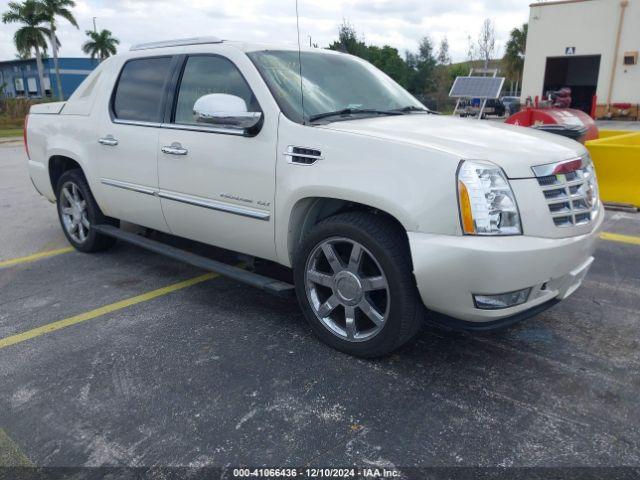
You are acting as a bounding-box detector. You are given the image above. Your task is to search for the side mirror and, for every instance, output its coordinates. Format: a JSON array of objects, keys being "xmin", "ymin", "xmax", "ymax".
[{"xmin": 193, "ymin": 93, "xmax": 262, "ymax": 131}]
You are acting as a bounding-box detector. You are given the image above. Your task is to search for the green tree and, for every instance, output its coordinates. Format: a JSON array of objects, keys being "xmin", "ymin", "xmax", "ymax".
[
  {"xmin": 328, "ymin": 21, "xmax": 410, "ymax": 88},
  {"xmin": 2, "ymin": 0, "xmax": 50, "ymax": 97},
  {"xmin": 82, "ymin": 29, "xmax": 119, "ymax": 61},
  {"xmin": 437, "ymin": 37, "xmax": 451, "ymax": 65},
  {"xmin": 503, "ymin": 23, "xmax": 528, "ymax": 84},
  {"xmin": 406, "ymin": 36, "xmax": 437, "ymax": 95},
  {"xmin": 367, "ymin": 45, "xmax": 409, "ymax": 88},
  {"xmin": 477, "ymin": 18, "xmax": 496, "ymax": 70},
  {"xmin": 15, "ymin": 49, "xmax": 32, "ymax": 59},
  {"xmin": 328, "ymin": 20, "xmax": 368, "ymax": 58},
  {"xmin": 37, "ymin": 0, "xmax": 78, "ymax": 100},
  {"xmin": 448, "ymin": 63, "xmax": 469, "ymax": 83}
]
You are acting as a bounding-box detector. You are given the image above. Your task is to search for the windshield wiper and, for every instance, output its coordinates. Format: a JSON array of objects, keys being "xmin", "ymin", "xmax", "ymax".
[
  {"xmin": 308, "ymin": 108, "xmax": 403, "ymax": 123},
  {"xmin": 388, "ymin": 106, "xmax": 432, "ymax": 114}
]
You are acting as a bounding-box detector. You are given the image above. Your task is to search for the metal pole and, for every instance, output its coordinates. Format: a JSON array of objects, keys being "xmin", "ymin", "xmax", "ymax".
[
  {"xmin": 478, "ymin": 99, "xmax": 487, "ymax": 120},
  {"xmin": 606, "ymin": 1, "xmax": 628, "ymax": 114},
  {"xmin": 93, "ymin": 17, "xmax": 97, "ymax": 33}
]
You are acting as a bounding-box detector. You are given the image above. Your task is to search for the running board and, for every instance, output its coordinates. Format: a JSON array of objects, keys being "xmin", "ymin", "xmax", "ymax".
[{"xmin": 93, "ymin": 224, "xmax": 295, "ymax": 298}]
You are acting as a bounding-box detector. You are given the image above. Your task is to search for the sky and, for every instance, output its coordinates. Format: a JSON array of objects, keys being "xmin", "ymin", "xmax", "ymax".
[{"xmin": 0, "ymin": 0, "xmax": 531, "ymax": 63}]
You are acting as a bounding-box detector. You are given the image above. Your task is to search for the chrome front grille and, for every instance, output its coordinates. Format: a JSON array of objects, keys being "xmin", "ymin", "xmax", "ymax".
[{"xmin": 533, "ymin": 157, "xmax": 599, "ymax": 228}]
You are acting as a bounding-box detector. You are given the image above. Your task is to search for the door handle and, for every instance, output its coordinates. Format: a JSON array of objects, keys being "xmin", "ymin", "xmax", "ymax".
[
  {"xmin": 98, "ymin": 136, "xmax": 118, "ymax": 146},
  {"xmin": 161, "ymin": 143, "xmax": 188, "ymax": 156}
]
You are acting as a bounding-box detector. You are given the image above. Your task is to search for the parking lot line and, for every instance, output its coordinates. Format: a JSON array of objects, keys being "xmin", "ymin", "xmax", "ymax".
[
  {"xmin": 0, "ymin": 246, "xmax": 74, "ymax": 269},
  {"xmin": 601, "ymin": 232, "xmax": 640, "ymax": 246},
  {"xmin": 0, "ymin": 428, "xmax": 32, "ymax": 466},
  {"xmin": 0, "ymin": 272, "xmax": 217, "ymax": 351}
]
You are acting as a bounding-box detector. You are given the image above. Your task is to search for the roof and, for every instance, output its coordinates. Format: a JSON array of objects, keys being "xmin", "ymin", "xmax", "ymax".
[
  {"xmin": 530, "ymin": 0, "xmax": 594, "ymax": 7},
  {"xmin": 0, "ymin": 57, "xmax": 95, "ymax": 66},
  {"xmin": 130, "ymin": 36, "xmax": 223, "ymax": 51},
  {"xmin": 126, "ymin": 36, "xmax": 328, "ymax": 55}
]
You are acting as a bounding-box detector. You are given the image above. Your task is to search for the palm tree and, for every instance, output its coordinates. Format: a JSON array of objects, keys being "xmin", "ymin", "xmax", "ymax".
[
  {"xmin": 82, "ymin": 29, "xmax": 119, "ymax": 62},
  {"xmin": 37, "ymin": 0, "xmax": 78, "ymax": 101},
  {"xmin": 2, "ymin": 1, "xmax": 51, "ymax": 98},
  {"xmin": 503, "ymin": 23, "xmax": 528, "ymax": 87}
]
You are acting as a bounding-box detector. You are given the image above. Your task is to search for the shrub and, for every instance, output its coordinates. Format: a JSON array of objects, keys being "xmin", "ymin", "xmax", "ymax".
[{"xmin": 0, "ymin": 98, "xmax": 40, "ymax": 128}]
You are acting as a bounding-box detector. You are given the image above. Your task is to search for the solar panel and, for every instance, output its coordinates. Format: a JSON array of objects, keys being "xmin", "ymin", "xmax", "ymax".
[{"xmin": 449, "ymin": 76, "xmax": 505, "ymax": 99}]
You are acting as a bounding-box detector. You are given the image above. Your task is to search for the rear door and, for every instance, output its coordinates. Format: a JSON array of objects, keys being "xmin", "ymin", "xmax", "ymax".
[
  {"xmin": 95, "ymin": 56, "xmax": 175, "ymax": 231},
  {"xmin": 157, "ymin": 53, "xmax": 278, "ymax": 260}
]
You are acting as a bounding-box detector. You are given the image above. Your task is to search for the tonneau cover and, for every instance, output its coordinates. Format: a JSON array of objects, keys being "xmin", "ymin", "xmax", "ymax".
[{"xmin": 29, "ymin": 102, "xmax": 66, "ymax": 115}]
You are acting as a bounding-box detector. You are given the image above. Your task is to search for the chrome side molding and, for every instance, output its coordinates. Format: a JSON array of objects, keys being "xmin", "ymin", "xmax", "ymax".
[
  {"xmin": 101, "ymin": 178, "xmax": 156, "ymax": 196},
  {"xmin": 157, "ymin": 190, "xmax": 270, "ymax": 221},
  {"xmin": 101, "ymin": 178, "xmax": 270, "ymax": 221}
]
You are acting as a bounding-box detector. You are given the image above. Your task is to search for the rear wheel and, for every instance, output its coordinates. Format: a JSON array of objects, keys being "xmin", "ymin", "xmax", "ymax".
[
  {"xmin": 294, "ymin": 212, "xmax": 424, "ymax": 357},
  {"xmin": 56, "ymin": 169, "xmax": 118, "ymax": 252}
]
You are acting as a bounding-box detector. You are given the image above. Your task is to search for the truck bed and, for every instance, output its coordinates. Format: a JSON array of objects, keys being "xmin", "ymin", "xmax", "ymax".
[{"xmin": 29, "ymin": 102, "xmax": 66, "ymax": 115}]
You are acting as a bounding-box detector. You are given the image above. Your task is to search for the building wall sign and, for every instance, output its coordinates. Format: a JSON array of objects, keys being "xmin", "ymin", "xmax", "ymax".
[{"xmin": 565, "ymin": 46, "xmax": 576, "ymax": 55}]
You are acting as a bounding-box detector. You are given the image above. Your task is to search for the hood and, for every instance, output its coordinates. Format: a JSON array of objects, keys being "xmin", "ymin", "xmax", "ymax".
[{"xmin": 320, "ymin": 114, "xmax": 587, "ymax": 178}]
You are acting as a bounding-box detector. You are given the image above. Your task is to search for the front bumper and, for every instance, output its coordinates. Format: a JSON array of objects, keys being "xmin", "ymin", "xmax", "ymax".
[{"xmin": 408, "ymin": 212, "xmax": 603, "ymax": 324}]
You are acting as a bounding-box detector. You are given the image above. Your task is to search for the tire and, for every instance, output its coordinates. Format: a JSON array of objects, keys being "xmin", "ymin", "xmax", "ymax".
[
  {"xmin": 56, "ymin": 169, "xmax": 118, "ymax": 253},
  {"xmin": 293, "ymin": 212, "xmax": 424, "ymax": 358}
]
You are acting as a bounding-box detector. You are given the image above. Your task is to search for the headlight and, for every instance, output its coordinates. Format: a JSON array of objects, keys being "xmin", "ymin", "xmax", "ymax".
[
  {"xmin": 582, "ymin": 154, "xmax": 600, "ymax": 209},
  {"xmin": 457, "ymin": 160, "xmax": 522, "ymax": 235}
]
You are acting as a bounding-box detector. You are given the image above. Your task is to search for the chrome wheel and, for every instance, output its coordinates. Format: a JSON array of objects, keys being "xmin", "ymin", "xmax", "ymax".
[
  {"xmin": 304, "ymin": 237, "xmax": 390, "ymax": 342},
  {"xmin": 60, "ymin": 181, "xmax": 90, "ymax": 244}
]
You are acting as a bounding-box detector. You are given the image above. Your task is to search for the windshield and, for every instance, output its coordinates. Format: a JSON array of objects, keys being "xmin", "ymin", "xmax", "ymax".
[{"xmin": 248, "ymin": 50, "xmax": 425, "ymax": 124}]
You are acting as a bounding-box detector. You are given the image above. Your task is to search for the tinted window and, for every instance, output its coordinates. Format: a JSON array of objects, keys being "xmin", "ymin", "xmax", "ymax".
[
  {"xmin": 174, "ymin": 55, "xmax": 258, "ymax": 125},
  {"xmin": 113, "ymin": 57, "xmax": 172, "ymax": 123}
]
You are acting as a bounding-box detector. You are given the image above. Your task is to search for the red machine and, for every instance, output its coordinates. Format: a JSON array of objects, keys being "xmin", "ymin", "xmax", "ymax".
[{"xmin": 505, "ymin": 88, "xmax": 599, "ymax": 143}]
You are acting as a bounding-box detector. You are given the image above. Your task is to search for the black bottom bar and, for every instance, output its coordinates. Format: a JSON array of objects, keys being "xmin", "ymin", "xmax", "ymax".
[
  {"xmin": 427, "ymin": 299, "xmax": 560, "ymax": 332},
  {"xmin": 93, "ymin": 224, "xmax": 295, "ymax": 298}
]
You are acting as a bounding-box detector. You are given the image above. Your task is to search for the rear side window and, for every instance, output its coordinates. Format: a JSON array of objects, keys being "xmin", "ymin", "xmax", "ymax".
[{"xmin": 113, "ymin": 57, "xmax": 172, "ymax": 123}]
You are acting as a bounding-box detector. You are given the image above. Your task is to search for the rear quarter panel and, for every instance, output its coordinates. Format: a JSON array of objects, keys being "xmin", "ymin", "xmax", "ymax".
[
  {"xmin": 27, "ymin": 113, "xmax": 106, "ymax": 205},
  {"xmin": 27, "ymin": 59, "xmax": 115, "ymax": 207}
]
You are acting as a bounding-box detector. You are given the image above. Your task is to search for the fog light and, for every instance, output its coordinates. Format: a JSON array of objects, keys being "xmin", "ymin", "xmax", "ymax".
[{"xmin": 473, "ymin": 288, "xmax": 531, "ymax": 310}]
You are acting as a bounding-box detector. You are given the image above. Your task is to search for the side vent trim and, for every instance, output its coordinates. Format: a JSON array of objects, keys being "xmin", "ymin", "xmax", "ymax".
[{"xmin": 285, "ymin": 146, "xmax": 323, "ymax": 166}]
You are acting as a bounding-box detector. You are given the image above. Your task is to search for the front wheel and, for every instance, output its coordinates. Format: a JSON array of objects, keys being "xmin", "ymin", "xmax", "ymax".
[
  {"xmin": 56, "ymin": 169, "xmax": 118, "ymax": 253},
  {"xmin": 294, "ymin": 212, "xmax": 424, "ymax": 357}
]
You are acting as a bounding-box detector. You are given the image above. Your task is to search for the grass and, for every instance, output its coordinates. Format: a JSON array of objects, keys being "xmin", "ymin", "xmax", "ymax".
[{"xmin": 0, "ymin": 128, "xmax": 22, "ymax": 138}]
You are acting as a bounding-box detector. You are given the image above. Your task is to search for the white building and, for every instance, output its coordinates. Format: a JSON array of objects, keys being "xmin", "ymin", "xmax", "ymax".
[{"xmin": 521, "ymin": 0, "xmax": 639, "ymax": 117}]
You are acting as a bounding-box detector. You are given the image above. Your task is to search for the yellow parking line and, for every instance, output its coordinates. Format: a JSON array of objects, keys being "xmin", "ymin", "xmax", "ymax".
[
  {"xmin": 600, "ymin": 232, "xmax": 640, "ymax": 246},
  {"xmin": 0, "ymin": 272, "xmax": 217, "ymax": 350},
  {"xmin": 0, "ymin": 247, "xmax": 74, "ymax": 268},
  {"xmin": 0, "ymin": 428, "xmax": 32, "ymax": 466}
]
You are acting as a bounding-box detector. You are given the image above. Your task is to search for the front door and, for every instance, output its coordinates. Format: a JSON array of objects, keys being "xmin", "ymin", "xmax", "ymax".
[
  {"xmin": 95, "ymin": 56, "xmax": 173, "ymax": 232},
  {"xmin": 157, "ymin": 54, "xmax": 277, "ymax": 260}
]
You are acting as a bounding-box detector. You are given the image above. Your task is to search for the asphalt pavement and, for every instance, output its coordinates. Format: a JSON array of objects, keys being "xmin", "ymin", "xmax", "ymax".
[{"xmin": 0, "ymin": 140, "xmax": 639, "ymax": 473}]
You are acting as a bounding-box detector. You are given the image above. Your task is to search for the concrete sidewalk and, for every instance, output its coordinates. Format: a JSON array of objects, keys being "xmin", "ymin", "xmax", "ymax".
[{"xmin": 596, "ymin": 120, "xmax": 640, "ymax": 131}]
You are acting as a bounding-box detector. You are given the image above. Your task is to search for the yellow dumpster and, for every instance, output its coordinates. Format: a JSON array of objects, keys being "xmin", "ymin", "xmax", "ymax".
[{"xmin": 586, "ymin": 131, "xmax": 640, "ymax": 208}]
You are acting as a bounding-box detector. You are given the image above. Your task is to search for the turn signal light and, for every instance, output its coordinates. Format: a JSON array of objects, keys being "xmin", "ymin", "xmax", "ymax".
[{"xmin": 458, "ymin": 180, "xmax": 476, "ymax": 234}]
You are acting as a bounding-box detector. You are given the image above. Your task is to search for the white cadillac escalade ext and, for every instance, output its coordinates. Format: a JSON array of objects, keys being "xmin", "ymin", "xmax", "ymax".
[{"xmin": 25, "ymin": 37, "xmax": 603, "ymax": 357}]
